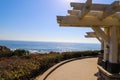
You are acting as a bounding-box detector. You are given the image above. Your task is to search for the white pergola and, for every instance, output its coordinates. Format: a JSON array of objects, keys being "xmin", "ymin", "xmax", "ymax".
[
  {"xmin": 57, "ymin": 0, "xmax": 120, "ymax": 73},
  {"xmin": 85, "ymin": 32, "xmax": 104, "ymax": 50}
]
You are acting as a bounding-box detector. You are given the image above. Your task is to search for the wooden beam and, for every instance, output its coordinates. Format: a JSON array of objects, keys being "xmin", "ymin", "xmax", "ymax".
[
  {"xmin": 85, "ymin": 35, "xmax": 102, "ymax": 43},
  {"xmin": 68, "ymin": 10, "xmax": 120, "ymax": 20},
  {"xmin": 71, "ymin": 3, "xmax": 109, "ymax": 11},
  {"xmin": 100, "ymin": 1, "xmax": 120, "ymax": 20},
  {"xmin": 86, "ymin": 32, "xmax": 97, "ymax": 37},
  {"xmin": 112, "ymin": 12, "xmax": 120, "ymax": 20},
  {"xmin": 86, "ymin": 32, "xmax": 95, "ymax": 35},
  {"xmin": 85, "ymin": 35, "xmax": 95, "ymax": 38},
  {"xmin": 68, "ymin": 10, "xmax": 102, "ymax": 18},
  {"xmin": 71, "ymin": 2, "xmax": 120, "ymax": 11},
  {"xmin": 57, "ymin": 16, "xmax": 120, "ymax": 27},
  {"xmin": 78, "ymin": 0, "xmax": 92, "ymax": 19},
  {"xmin": 85, "ymin": 35, "xmax": 96, "ymax": 38},
  {"xmin": 96, "ymin": 36, "xmax": 103, "ymax": 43},
  {"xmin": 85, "ymin": 32, "xmax": 103, "ymax": 43},
  {"xmin": 92, "ymin": 27, "xmax": 109, "ymax": 43},
  {"xmin": 85, "ymin": 34, "xmax": 104, "ymax": 50},
  {"xmin": 68, "ymin": 10, "xmax": 79, "ymax": 15}
]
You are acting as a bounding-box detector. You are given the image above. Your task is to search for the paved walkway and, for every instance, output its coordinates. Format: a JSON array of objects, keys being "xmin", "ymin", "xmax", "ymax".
[{"xmin": 37, "ymin": 58, "xmax": 98, "ymax": 80}]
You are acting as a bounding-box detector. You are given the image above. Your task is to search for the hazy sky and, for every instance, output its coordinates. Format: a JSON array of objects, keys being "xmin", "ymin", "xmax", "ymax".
[{"xmin": 0, "ymin": 0, "xmax": 115, "ymax": 43}]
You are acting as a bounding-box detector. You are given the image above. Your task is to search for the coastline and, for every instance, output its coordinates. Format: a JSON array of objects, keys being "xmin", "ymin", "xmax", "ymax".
[{"xmin": 0, "ymin": 40, "xmax": 101, "ymax": 53}]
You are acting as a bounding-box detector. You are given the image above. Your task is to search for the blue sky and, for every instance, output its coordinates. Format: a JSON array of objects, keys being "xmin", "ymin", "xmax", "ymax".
[{"xmin": 0, "ymin": 0, "xmax": 115, "ymax": 43}]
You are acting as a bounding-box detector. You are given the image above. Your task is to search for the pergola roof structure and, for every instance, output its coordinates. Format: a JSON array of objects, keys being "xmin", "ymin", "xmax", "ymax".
[{"xmin": 57, "ymin": 0, "xmax": 120, "ymax": 27}]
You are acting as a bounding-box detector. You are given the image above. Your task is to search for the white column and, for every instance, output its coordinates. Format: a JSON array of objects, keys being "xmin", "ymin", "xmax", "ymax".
[
  {"xmin": 101, "ymin": 41, "xmax": 104, "ymax": 50},
  {"xmin": 116, "ymin": 26, "xmax": 120, "ymax": 62},
  {"xmin": 103, "ymin": 28, "xmax": 110, "ymax": 61},
  {"xmin": 109, "ymin": 26, "xmax": 118, "ymax": 63},
  {"xmin": 103, "ymin": 42, "xmax": 109, "ymax": 61}
]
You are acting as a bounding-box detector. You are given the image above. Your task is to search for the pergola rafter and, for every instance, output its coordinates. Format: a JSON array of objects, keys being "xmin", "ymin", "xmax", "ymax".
[
  {"xmin": 85, "ymin": 32, "xmax": 96, "ymax": 38},
  {"xmin": 100, "ymin": 1, "xmax": 120, "ymax": 20},
  {"xmin": 78, "ymin": 0, "xmax": 92, "ymax": 19},
  {"xmin": 85, "ymin": 32, "xmax": 104, "ymax": 50},
  {"xmin": 71, "ymin": 3, "xmax": 109, "ymax": 11},
  {"xmin": 57, "ymin": 16, "xmax": 120, "ymax": 27},
  {"xmin": 71, "ymin": 1, "xmax": 120, "ymax": 11},
  {"xmin": 70, "ymin": 1, "xmax": 120, "ymax": 20},
  {"xmin": 85, "ymin": 32, "xmax": 103, "ymax": 42}
]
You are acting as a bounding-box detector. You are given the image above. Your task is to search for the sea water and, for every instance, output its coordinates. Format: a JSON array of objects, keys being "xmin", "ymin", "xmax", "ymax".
[{"xmin": 0, "ymin": 40, "xmax": 101, "ymax": 53}]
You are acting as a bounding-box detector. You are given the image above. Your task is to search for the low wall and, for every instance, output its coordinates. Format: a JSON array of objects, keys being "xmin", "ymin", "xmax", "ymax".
[{"xmin": 97, "ymin": 65, "xmax": 120, "ymax": 80}]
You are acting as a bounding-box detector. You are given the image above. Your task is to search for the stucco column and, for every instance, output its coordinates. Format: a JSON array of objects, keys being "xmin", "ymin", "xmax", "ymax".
[
  {"xmin": 107, "ymin": 26, "xmax": 120, "ymax": 73},
  {"xmin": 116, "ymin": 26, "xmax": 120, "ymax": 62},
  {"xmin": 109, "ymin": 26, "xmax": 118, "ymax": 63},
  {"xmin": 103, "ymin": 28, "xmax": 110, "ymax": 62}
]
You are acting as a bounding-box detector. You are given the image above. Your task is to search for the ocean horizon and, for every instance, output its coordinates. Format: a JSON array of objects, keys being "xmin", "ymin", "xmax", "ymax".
[{"xmin": 0, "ymin": 40, "xmax": 101, "ymax": 53}]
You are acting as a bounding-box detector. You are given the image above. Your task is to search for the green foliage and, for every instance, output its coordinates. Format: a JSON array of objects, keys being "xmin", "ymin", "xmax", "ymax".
[
  {"xmin": 13, "ymin": 49, "xmax": 29, "ymax": 57},
  {"xmin": 0, "ymin": 49, "xmax": 29, "ymax": 58},
  {"xmin": 0, "ymin": 50, "xmax": 99, "ymax": 80},
  {"xmin": 0, "ymin": 51, "xmax": 13, "ymax": 57}
]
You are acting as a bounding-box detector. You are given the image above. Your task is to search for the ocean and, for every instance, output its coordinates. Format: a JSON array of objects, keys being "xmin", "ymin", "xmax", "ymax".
[{"xmin": 0, "ymin": 40, "xmax": 101, "ymax": 53}]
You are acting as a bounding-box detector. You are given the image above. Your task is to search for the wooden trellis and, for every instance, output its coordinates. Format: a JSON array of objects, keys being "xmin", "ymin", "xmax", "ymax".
[{"xmin": 57, "ymin": 0, "xmax": 120, "ymax": 74}]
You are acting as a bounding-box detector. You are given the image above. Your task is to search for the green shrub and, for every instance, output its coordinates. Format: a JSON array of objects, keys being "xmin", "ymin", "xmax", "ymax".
[
  {"xmin": 0, "ymin": 49, "xmax": 30, "ymax": 58},
  {"xmin": 0, "ymin": 50, "xmax": 99, "ymax": 80},
  {"xmin": 0, "ymin": 51, "xmax": 13, "ymax": 58},
  {"xmin": 13, "ymin": 49, "xmax": 29, "ymax": 57}
]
